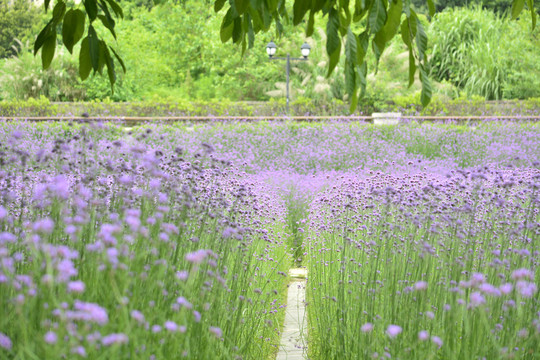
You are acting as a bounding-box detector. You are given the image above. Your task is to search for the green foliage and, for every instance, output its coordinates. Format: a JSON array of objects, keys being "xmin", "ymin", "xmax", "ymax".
[
  {"xmin": 2, "ymin": 96, "xmax": 539, "ymax": 117},
  {"xmin": 428, "ymin": 7, "xmax": 540, "ymax": 100},
  {"xmin": 33, "ymin": 0, "xmax": 537, "ymax": 108},
  {"xmin": 34, "ymin": 0, "xmax": 125, "ymax": 92},
  {"xmin": 0, "ymin": 41, "xmax": 86, "ymax": 101},
  {"xmin": 0, "ymin": 0, "xmax": 45, "ymax": 59},
  {"xmin": 0, "ymin": 0, "xmax": 537, "ymax": 104}
]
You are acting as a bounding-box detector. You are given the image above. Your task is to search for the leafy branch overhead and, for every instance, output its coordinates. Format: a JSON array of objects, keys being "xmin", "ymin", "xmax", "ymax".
[
  {"xmin": 34, "ymin": 0, "xmax": 125, "ymax": 91},
  {"xmin": 36, "ymin": 0, "xmax": 537, "ymax": 109}
]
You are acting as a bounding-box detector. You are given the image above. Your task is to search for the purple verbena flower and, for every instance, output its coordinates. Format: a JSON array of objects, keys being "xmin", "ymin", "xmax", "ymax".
[{"xmin": 386, "ymin": 325, "xmax": 402, "ymax": 338}]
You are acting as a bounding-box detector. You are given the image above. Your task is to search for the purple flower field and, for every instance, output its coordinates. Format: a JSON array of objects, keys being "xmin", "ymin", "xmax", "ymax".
[{"xmin": 0, "ymin": 120, "xmax": 538, "ymax": 359}]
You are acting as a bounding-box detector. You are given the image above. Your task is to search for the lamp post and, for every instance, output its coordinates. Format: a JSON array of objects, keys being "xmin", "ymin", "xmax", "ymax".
[{"xmin": 266, "ymin": 41, "xmax": 311, "ymax": 114}]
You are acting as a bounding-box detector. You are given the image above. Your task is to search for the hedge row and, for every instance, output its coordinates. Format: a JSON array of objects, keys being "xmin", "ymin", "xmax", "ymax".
[{"xmin": 1, "ymin": 96, "xmax": 539, "ymax": 118}]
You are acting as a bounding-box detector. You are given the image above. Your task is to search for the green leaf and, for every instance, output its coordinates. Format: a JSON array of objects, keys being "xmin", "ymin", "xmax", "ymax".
[
  {"xmin": 373, "ymin": 30, "xmax": 386, "ymax": 60},
  {"xmin": 357, "ymin": 62, "xmax": 367, "ymax": 96},
  {"xmin": 327, "ymin": 47, "xmax": 341, "ymax": 77},
  {"xmin": 400, "ymin": 14, "xmax": 416, "ymax": 49},
  {"xmin": 110, "ymin": 46, "xmax": 126, "ymax": 73},
  {"xmin": 98, "ymin": 15, "xmax": 117, "ymax": 39},
  {"xmin": 215, "ymin": 0, "xmax": 226, "ymax": 12},
  {"xmin": 267, "ymin": 0, "xmax": 279, "ymax": 12},
  {"xmin": 345, "ymin": 27, "xmax": 357, "ymax": 62},
  {"xmin": 84, "ymin": 0, "xmax": 98, "ymax": 22},
  {"xmin": 293, "ymin": 0, "xmax": 310, "ymax": 25},
  {"xmin": 326, "ymin": 8, "xmax": 341, "ymax": 76},
  {"xmin": 313, "ymin": 0, "xmax": 326, "ymax": 12},
  {"xmin": 354, "ymin": 0, "xmax": 369, "ymax": 21},
  {"xmin": 400, "ymin": 18, "xmax": 411, "ymax": 47},
  {"xmin": 356, "ymin": 30, "xmax": 369, "ymax": 64},
  {"xmin": 345, "ymin": 28, "xmax": 358, "ymax": 100},
  {"xmin": 415, "ymin": 17, "xmax": 427, "ymax": 61},
  {"xmin": 34, "ymin": 22, "xmax": 52, "ymax": 55},
  {"xmin": 250, "ymin": 6, "xmax": 263, "ymax": 32},
  {"xmin": 247, "ymin": 16, "xmax": 255, "ymax": 48},
  {"xmin": 88, "ymin": 25, "xmax": 100, "ymax": 71},
  {"xmin": 419, "ymin": 65, "xmax": 432, "ymax": 107},
  {"xmin": 526, "ymin": 0, "xmax": 536, "ymax": 29},
  {"xmin": 79, "ymin": 37, "xmax": 92, "ymax": 80},
  {"xmin": 382, "ymin": 0, "xmax": 402, "ymax": 41},
  {"xmin": 52, "ymin": 1, "xmax": 66, "ymax": 25},
  {"xmin": 103, "ymin": 45, "xmax": 116, "ymax": 88},
  {"xmin": 349, "ymin": 87, "xmax": 359, "ymax": 113},
  {"xmin": 44, "ymin": 0, "xmax": 51, "ymax": 12},
  {"xmin": 41, "ymin": 30, "xmax": 56, "ymax": 69},
  {"xmin": 326, "ymin": 8, "xmax": 341, "ymax": 56},
  {"xmin": 232, "ymin": 17, "xmax": 243, "ymax": 43},
  {"xmin": 98, "ymin": 1, "xmax": 116, "ymax": 26},
  {"xmin": 97, "ymin": 40, "xmax": 107, "ymax": 75},
  {"xmin": 341, "ymin": 0, "xmax": 352, "ymax": 26},
  {"xmin": 345, "ymin": 58, "xmax": 356, "ymax": 99},
  {"xmin": 235, "ymin": 0, "xmax": 249, "ymax": 15},
  {"xmin": 426, "ymin": 0, "xmax": 435, "ymax": 17},
  {"xmin": 408, "ymin": 48, "xmax": 416, "ymax": 87},
  {"xmin": 368, "ymin": 0, "xmax": 387, "ymax": 34},
  {"xmin": 220, "ymin": 9, "xmax": 235, "ymax": 42},
  {"xmin": 104, "ymin": 0, "xmax": 123, "ymax": 18},
  {"xmin": 403, "ymin": 0, "xmax": 410, "ymax": 17},
  {"xmin": 62, "ymin": 9, "xmax": 86, "ymax": 54},
  {"xmin": 511, "ymin": 0, "xmax": 525, "ymax": 19},
  {"xmin": 306, "ymin": 10, "xmax": 315, "ymax": 37}
]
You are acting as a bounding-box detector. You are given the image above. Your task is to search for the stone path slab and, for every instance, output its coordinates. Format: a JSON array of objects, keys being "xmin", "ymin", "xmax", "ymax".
[{"xmin": 276, "ymin": 269, "xmax": 308, "ymax": 360}]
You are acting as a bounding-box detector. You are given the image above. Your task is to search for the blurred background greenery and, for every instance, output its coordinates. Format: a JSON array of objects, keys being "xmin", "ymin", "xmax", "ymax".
[{"xmin": 0, "ymin": 0, "xmax": 539, "ymax": 108}]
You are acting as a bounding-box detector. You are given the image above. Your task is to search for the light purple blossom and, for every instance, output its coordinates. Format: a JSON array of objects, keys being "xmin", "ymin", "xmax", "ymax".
[
  {"xmin": 209, "ymin": 326, "xmax": 223, "ymax": 338},
  {"xmin": 0, "ymin": 332, "xmax": 12, "ymax": 350},
  {"xmin": 71, "ymin": 346, "xmax": 87, "ymax": 357},
  {"xmin": 151, "ymin": 325, "xmax": 162, "ymax": 333},
  {"xmin": 176, "ymin": 296, "xmax": 193, "ymax": 309},
  {"xmin": 516, "ymin": 281, "xmax": 537, "ymax": 298},
  {"xmin": 185, "ymin": 249, "xmax": 209, "ymax": 264},
  {"xmin": 164, "ymin": 321, "xmax": 178, "ymax": 332},
  {"xmin": 130, "ymin": 310, "xmax": 145, "ymax": 323},
  {"xmin": 512, "ymin": 268, "xmax": 534, "ymax": 281},
  {"xmin": 57, "ymin": 259, "xmax": 78, "ymax": 282},
  {"xmin": 33, "ymin": 218, "xmax": 55, "ymax": 234},
  {"xmin": 67, "ymin": 281, "xmax": 85, "ymax": 293},
  {"xmin": 469, "ymin": 292, "xmax": 486, "ymax": 307},
  {"xmin": 361, "ymin": 322, "xmax": 373, "ymax": 333},
  {"xmin": 386, "ymin": 325, "xmax": 402, "ymax": 338},
  {"xmin": 414, "ymin": 281, "xmax": 428, "ymax": 291},
  {"xmin": 0, "ymin": 206, "xmax": 7, "ymax": 220},
  {"xmin": 499, "ymin": 283, "xmax": 513, "ymax": 295},
  {"xmin": 431, "ymin": 335, "xmax": 443, "ymax": 348},
  {"xmin": 479, "ymin": 283, "xmax": 501, "ymax": 297},
  {"xmin": 418, "ymin": 330, "xmax": 429, "ymax": 341},
  {"xmin": 44, "ymin": 331, "xmax": 57, "ymax": 344},
  {"xmin": 101, "ymin": 333, "xmax": 128, "ymax": 346},
  {"xmin": 176, "ymin": 271, "xmax": 189, "ymax": 281},
  {"xmin": 68, "ymin": 301, "xmax": 108, "ymax": 325},
  {"xmin": 0, "ymin": 232, "xmax": 16, "ymax": 244}
]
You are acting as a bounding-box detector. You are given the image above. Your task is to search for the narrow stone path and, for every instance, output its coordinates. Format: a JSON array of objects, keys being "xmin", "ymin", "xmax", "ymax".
[{"xmin": 276, "ymin": 268, "xmax": 308, "ymax": 360}]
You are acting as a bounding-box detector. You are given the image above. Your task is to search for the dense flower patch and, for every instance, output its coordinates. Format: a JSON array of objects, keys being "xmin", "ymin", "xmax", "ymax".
[
  {"xmin": 0, "ymin": 120, "xmax": 538, "ymax": 359},
  {"xmin": 0, "ymin": 122, "xmax": 290, "ymax": 359},
  {"xmin": 307, "ymin": 169, "xmax": 539, "ymax": 359}
]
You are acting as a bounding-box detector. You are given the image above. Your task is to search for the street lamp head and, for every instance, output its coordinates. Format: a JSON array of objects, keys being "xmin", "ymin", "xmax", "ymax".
[
  {"xmin": 266, "ymin": 41, "xmax": 277, "ymax": 58},
  {"xmin": 300, "ymin": 42, "xmax": 311, "ymax": 58}
]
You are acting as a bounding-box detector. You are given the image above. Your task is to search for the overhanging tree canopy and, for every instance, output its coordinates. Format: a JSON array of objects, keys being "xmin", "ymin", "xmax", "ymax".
[{"xmin": 35, "ymin": 0, "xmax": 537, "ymax": 109}]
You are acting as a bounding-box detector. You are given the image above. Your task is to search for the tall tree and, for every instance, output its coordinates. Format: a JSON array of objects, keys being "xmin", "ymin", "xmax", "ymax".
[
  {"xmin": 35, "ymin": 0, "xmax": 537, "ymax": 109},
  {"xmin": 0, "ymin": 0, "xmax": 43, "ymax": 58}
]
